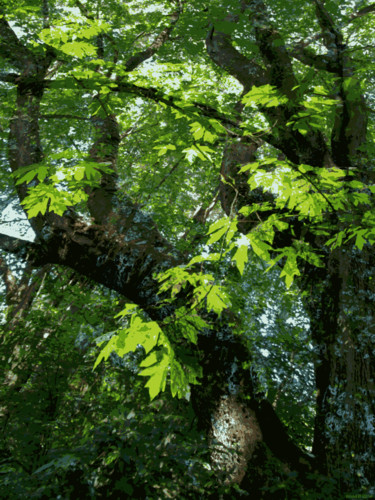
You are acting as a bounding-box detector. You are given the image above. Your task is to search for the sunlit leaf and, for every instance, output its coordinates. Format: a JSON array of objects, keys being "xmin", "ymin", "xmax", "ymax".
[{"xmin": 233, "ymin": 245, "xmax": 248, "ymax": 275}]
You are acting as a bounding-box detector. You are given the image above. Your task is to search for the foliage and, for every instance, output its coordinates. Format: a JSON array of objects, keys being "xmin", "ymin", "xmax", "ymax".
[
  {"xmin": 0, "ymin": 268, "xmax": 216, "ymax": 498},
  {"xmin": 1, "ymin": 0, "xmax": 375, "ymax": 497}
]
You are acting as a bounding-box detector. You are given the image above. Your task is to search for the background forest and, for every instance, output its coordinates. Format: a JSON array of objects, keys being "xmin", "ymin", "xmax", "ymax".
[{"xmin": 0, "ymin": 0, "xmax": 375, "ymax": 498}]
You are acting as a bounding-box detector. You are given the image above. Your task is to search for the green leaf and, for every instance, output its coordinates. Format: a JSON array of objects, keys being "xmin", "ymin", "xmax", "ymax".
[
  {"xmin": 94, "ymin": 335, "xmax": 118, "ymax": 369},
  {"xmin": 140, "ymin": 350, "xmax": 162, "ymax": 368},
  {"xmin": 206, "ymin": 285, "xmax": 230, "ymax": 316},
  {"xmin": 239, "ymin": 162, "xmax": 259, "ymax": 174},
  {"xmin": 247, "ymin": 233, "xmax": 272, "ymax": 261},
  {"xmin": 207, "ymin": 218, "xmax": 230, "ymax": 245},
  {"xmin": 190, "ymin": 121, "xmax": 204, "ymax": 140},
  {"xmin": 355, "ymin": 230, "xmax": 367, "ymax": 250},
  {"xmin": 170, "ymin": 360, "xmax": 189, "ymax": 398},
  {"xmin": 73, "ymin": 166, "xmax": 85, "ymax": 181},
  {"xmin": 139, "ymin": 350, "xmax": 169, "ymax": 400},
  {"xmin": 280, "ymin": 250, "xmax": 300, "ymax": 289},
  {"xmin": 215, "ymin": 20, "xmax": 237, "ymax": 34},
  {"xmin": 154, "ymin": 144, "xmax": 176, "ymax": 156},
  {"xmin": 115, "ymin": 303, "xmax": 138, "ymax": 318},
  {"xmin": 242, "ymin": 85, "xmax": 288, "ymax": 108},
  {"xmin": 187, "ymin": 253, "xmax": 221, "ymax": 267},
  {"xmin": 226, "ymin": 219, "xmax": 238, "ymax": 244},
  {"xmin": 233, "ymin": 245, "xmax": 248, "ymax": 275},
  {"xmin": 60, "ymin": 41, "xmax": 97, "ymax": 58},
  {"xmin": 14, "ymin": 164, "xmax": 49, "ymax": 185}
]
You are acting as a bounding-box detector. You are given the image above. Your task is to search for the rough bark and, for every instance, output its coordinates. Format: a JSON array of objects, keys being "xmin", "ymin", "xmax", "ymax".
[{"xmin": 301, "ymin": 249, "xmax": 375, "ymax": 485}]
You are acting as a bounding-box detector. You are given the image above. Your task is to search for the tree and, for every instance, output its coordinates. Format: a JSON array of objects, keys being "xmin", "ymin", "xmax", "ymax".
[{"xmin": 1, "ymin": 0, "xmax": 374, "ymax": 496}]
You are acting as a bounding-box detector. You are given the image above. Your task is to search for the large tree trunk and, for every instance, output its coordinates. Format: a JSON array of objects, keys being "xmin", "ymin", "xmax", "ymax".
[{"xmin": 302, "ymin": 249, "xmax": 375, "ymax": 487}]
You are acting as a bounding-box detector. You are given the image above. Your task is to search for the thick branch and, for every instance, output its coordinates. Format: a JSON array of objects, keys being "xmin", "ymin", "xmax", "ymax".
[
  {"xmin": 0, "ymin": 256, "xmax": 17, "ymax": 302},
  {"xmin": 86, "ymin": 114, "xmax": 121, "ymax": 225},
  {"xmin": 1, "ymin": 75, "xmax": 240, "ymax": 133},
  {"xmin": 0, "ymin": 199, "xmax": 315, "ymax": 489},
  {"xmin": 8, "ymin": 84, "xmax": 46, "ymax": 233},
  {"xmin": 205, "ymin": 25, "xmax": 266, "ymax": 92},
  {"xmin": 255, "ymin": 399, "xmax": 313, "ymax": 474},
  {"xmin": 313, "ymin": 0, "xmax": 343, "ymax": 50},
  {"xmin": 0, "ymin": 72, "xmax": 20, "ymax": 84},
  {"xmin": 0, "ymin": 12, "xmax": 37, "ymax": 71},
  {"xmin": 205, "ymin": 1, "xmax": 330, "ymax": 166},
  {"xmin": 247, "ymin": 0, "xmax": 297, "ymax": 98},
  {"xmin": 114, "ymin": 80, "xmax": 241, "ymax": 131},
  {"xmin": 331, "ymin": 78, "xmax": 368, "ymax": 166},
  {"xmin": 0, "ymin": 233, "xmax": 32, "ymax": 255},
  {"xmin": 125, "ymin": 1, "xmax": 183, "ymax": 71},
  {"xmin": 290, "ymin": 46, "xmax": 340, "ymax": 73},
  {"xmin": 0, "ymin": 9, "xmax": 54, "ymax": 74},
  {"xmin": 287, "ymin": 2, "xmax": 368, "ymax": 166},
  {"xmin": 350, "ymin": 2, "xmax": 375, "ymax": 21},
  {"xmin": 40, "ymin": 113, "xmax": 89, "ymax": 121}
]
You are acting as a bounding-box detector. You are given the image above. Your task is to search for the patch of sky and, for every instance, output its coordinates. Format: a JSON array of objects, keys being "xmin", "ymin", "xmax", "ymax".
[{"xmin": 0, "ymin": 197, "xmax": 35, "ymax": 242}]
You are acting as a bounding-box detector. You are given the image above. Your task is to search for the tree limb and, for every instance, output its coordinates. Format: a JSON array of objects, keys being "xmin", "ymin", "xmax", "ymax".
[
  {"xmin": 205, "ymin": 25, "xmax": 266, "ymax": 92},
  {"xmin": 349, "ymin": 2, "xmax": 375, "ymax": 21},
  {"xmin": 0, "ymin": 233, "xmax": 33, "ymax": 254},
  {"xmin": 313, "ymin": 0, "xmax": 343, "ymax": 50},
  {"xmin": 0, "ymin": 11, "xmax": 37, "ymax": 71},
  {"xmin": 0, "ymin": 256, "xmax": 17, "ymax": 302},
  {"xmin": 124, "ymin": 0, "xmax": 183, "ymax": 72},
  {"xmin": 290, "ymin": 46, "xmax": 340, "ymax": 73},
  {"xmin": 40, "ymin": 113, "xmax": 90, "ymax": 121}
]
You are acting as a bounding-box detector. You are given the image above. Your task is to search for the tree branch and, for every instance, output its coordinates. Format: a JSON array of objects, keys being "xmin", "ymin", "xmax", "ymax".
[
  {"xmin": 0, "ymin": 233, "xmax": 33, "ymax": 254},
  {"xmin": 290, "ymin": 46, "xmax": 340, "ymax": 73},
  {"xmin": 0, "ymin": 72, "xmax": 20, "ymax": 84},
  {"xmin": 40, "ymin": 113, "xmax": 90, "ymax": 121},
  {"xmin": 349, "ymin": 2, "xmax": 375, "ymax": 21},
  {"xmin": 313, "ymin": 0, "xmax": 343, "ymax": 50},
  {"xmin": 0, "ymin": 11, "xmax": 37, "ymax": 71},
  {"xmin": 205, "ymin": 25, "xmax": 266, "ymax": 92},
  {"xmin": 124, "ymin": 0, "xmax": 183, "ymax": 71},
  {"xmin": 0, "ymin": 256, "xmax": 17, "ymax": 302},
  {"xmin": 1, "ymin": 75, "xmax": 240, "ymax": 133}
]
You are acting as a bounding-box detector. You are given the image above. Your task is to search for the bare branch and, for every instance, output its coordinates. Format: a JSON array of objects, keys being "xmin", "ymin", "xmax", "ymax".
[
  {"xmin": 145, "ymin": 157, "xmax": 183, "ymax": 201},
  {"xmin": 0, "ymin": 256, "xmax": 17, "ymax": 300},
  {"xmin": 125, "ymin": 1, "xmax": 183, "ymax": 71},
  {"xmin": 350, "ymin": 2, "xmax": 375, "ymax": 21},
  {"xmin": 0, "ymin": 12, "xmax": 36, "ymax": 70},
  {"xmin": 40, "ymin": 114, "xmax": 90, "ymax": 121},
  {"xmin": 206, "ymin": 25, "xmax": 266, "ymax": 92},
  {"xmin": 74, "ymin": 0, "xmax": 94, "ymax": 19},
  {"xmin": 0, "ymin": 233, "xmax": 32, "ymax": 254},
  {"xmin": 313, "ymin": 0, "xmax": 343, "ymax": 49}
]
